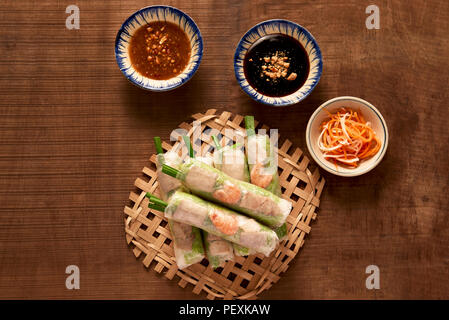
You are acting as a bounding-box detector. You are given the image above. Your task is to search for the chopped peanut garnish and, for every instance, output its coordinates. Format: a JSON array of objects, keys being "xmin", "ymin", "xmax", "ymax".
[
  {"xmin": 286, "ymin": 72, "xmax": 297, "ymax": 81},
  {"xmin": 259, "ymin": 51, "xmax": 296, "ymax": 81}
]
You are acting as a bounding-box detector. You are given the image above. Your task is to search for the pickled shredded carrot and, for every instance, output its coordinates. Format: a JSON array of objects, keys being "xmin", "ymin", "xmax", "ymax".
[{"xmin": 317, "ymin": 108, "xmax": 381, "ymax": 168}]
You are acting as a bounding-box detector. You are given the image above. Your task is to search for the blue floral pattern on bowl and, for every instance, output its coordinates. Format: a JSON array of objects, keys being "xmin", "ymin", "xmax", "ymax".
[
  {"xmin": 115, "ymin": 6, "xmax": 203, "ymax": 91},
  {"xmin": 234, "ymin": 19, "xmax": 323, "ymax": 106}
]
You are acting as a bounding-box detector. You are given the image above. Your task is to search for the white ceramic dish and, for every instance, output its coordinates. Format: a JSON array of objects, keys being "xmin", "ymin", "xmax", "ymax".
[{"xmin": 306, "ymin": 96, "xmax": 388, "ymax": 177}]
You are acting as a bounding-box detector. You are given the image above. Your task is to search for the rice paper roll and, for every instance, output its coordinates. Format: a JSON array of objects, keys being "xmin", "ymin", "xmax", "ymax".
[
  {"xmin": 245, "ymin": 116, "xmax": 287, "ymax": 241},
  {"xmin": 246, "ymin": 133, "xmax": 281, "ymax": 196},
  {"xmin": 164, "ymin": 191, "xmax": 279, "ymax": 257},
  {"xmin": 153, "ymin": 137, "xmax": 205, "ymax": 269},
  {"xmin": 203, "ymin": 231, "xmax": 234, "ymax": 268},
  {"xmin": 162, "ymin": 158, "xmax": 291, "ymax": 229},
  {"xmin": 245, "ymin": 115, "xmax": 281, "ymax": 196},
  {"xmin": 155, "ymin": 150, "xmax": 184, "ymax": 201},
  {"xmin": 168, "ymin": 220, "xmax": 205, "ymax": 269}
]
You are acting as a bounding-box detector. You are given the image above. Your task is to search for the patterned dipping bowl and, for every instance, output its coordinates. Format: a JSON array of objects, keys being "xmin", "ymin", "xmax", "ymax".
[
  {"xmin": 234, "ymin": 19, "xmax": 323, "ymax": 106},
  {"xmin": 115, "ymin": 6, "xmax": 203, "ymax": 91}
]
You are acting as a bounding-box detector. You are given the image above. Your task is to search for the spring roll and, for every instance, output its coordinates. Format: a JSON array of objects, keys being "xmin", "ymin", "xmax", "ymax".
[
  {"xmin": 203, "ymin": 232, "xmax": 234, "ymax": 268},
  {"xmin": 244, "ymin": 116, "xmax": 282, "ymax": 195},
  {"xmin": 168, "ymin": 220, "xmax": 205, "ymax": 269},
  {"xmin": 182, "ymin": 135, "xmax": 235, "ymax": 266},
  {"xmin": 153, "ymin": 137, "xmax": 205, "ymax": 269},
  {"xmin": 162, "ymin": 158, "xmax": 291, "ymax": 229},
  {"xmin": 244, "ymin": 116, "xmax": 287, "ymax": 241},
  {"xmin": 154, "ymin": 191, "xmax": 279, "ymax": 257},
  {"xmin": 155, "ymin": 151, "xmax": 184, "ymax": 200}
]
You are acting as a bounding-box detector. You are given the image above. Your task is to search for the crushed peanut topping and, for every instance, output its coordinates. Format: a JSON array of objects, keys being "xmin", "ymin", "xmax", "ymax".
[{"xmin": 259, "ymin": 51, "xmax": 296, "ymax": 81}]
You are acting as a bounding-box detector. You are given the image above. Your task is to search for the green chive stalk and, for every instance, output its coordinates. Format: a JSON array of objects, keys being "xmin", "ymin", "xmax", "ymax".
[
  {"xmin": 154, "ymin": 136, "xmax": 164, "ymax": 155},
  {"xmin": 145, "ymin": 193, "xmax": 168, "ymax": 211},
  {"xmin": 182, "ymin": 135, "xmax": 194, "ymax": 158},
  {"xmin": 161, "ymin": 164, "xmax": 181, "ymax": 178}
]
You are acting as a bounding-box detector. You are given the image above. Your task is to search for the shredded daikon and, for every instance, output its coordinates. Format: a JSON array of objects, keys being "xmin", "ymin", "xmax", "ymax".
[{"xmin": 317, "ymin": 108, "xmax": 381, "ymax": 169}]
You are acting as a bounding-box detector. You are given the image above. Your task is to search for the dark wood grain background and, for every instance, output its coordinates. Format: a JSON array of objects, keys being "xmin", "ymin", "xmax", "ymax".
[{"xmin": 0, "ymin": 0, "xmax": 448, "ymax": 299}]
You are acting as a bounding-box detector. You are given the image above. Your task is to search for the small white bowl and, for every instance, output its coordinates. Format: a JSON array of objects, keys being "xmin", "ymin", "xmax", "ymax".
[{"xmin": 306, "ymin": 96, "xmax": 388, "ymax": 177}]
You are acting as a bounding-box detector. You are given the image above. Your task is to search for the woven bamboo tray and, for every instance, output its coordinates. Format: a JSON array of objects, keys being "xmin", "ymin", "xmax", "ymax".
[{"xmin": 124, "ymin": 109, "xmax": 325, "ymax": 299}]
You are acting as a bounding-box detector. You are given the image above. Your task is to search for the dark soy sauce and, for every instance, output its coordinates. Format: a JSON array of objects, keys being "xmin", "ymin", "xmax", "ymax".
[{"xmin": 243, "ymin": 34, "xmax": 310, "ymax": 97}]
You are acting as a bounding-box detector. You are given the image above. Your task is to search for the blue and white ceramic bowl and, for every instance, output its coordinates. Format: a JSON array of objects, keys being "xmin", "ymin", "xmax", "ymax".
[
  {"xmin": 115, "ymin": 6, "xmax": 203, "ymax": 91},
  {"xmin": 234, "ymin": 19, "xmax": 322, "ymax": 106}
]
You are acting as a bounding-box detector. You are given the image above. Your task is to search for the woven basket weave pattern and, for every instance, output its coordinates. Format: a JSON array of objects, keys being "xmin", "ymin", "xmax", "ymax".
[{"xmin": 124, "ymin": 109, "xmax": 325, "ymax": 299}]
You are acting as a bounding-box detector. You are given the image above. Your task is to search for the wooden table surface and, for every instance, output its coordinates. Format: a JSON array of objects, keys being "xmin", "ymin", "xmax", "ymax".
[{"xmin": 0, "ymin": 0, "xmax": 448, "ymax": 300}]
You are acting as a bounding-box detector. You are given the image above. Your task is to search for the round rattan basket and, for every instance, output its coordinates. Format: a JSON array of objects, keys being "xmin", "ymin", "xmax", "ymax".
[{"xmin": 124, "ymin": 109, "xmax": 325, "ymax": 299}]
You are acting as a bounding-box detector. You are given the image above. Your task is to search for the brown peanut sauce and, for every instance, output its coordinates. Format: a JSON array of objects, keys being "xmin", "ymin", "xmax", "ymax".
[{"xmin": 129, "ymin": 21, "xmax": 191, "ymax": 80}]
